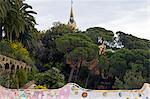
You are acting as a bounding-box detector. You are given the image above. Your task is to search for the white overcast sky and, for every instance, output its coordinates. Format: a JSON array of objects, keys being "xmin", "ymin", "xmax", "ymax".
[{"xmin": 26, "ymin": 0, "xmax": 150, "ymax": 40}]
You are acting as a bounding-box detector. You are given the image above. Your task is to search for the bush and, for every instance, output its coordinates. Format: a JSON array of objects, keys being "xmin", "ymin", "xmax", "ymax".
[
  {"xmin": 0, "ymin": 40, "xmax": 33, "ymax": 65},
  {"xmin": 35, "ymin": 85, "xmax": 47, "ymax": 89}
]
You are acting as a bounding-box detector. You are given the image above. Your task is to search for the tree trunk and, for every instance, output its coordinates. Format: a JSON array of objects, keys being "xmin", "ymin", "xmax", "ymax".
[
  {"xmin": 75, "ymin": 69, "xmax": 79, "ymax": 82},
  {"xmin": 85, "ymin": 72, "xmax": 90, "ymax": 88},
  {"xmin": 9, "ymin": 32, "xmax": 12, "ymax": 41},
  {"xmin": 68, "ymin": 68, "xmax": 75, "ymax": 83},
  {"xmin": 101, "ymin": 69, "xmax": 106, "ymax": 79},
  {"xmin": 74, "ymin": 61, "xmax": 82, "ymax": 82},
  {"xmin": 0, "ymin": 24, "xmax": 2, "ymax": 40},
  {"xmin": 17, "ymin": 76, "xmax": 19, "ymax": 89}
]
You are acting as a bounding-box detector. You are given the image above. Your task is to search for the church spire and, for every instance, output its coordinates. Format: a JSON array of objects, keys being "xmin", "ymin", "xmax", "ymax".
[
  {"xmin": 70, "ymin": 6, "xmax": 74, "ymax": 18},
  {"xmin": 68, "ymin": 0, "xmax": 76, "ymax": 29}
]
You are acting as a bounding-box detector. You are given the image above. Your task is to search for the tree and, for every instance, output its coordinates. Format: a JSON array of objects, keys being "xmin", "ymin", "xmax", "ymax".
[
  {"xmin": 41, "ymin": 22, "xmax": 75, "ymax": 65},
  {"xmin": 109, "ymin": 52, "xmax": 127, "ymax": 79},
  {"xmin": 98, "ymin": 55, "xmax": 109, "ymax": 79},
  {"xmin": 35, "ymin": 67, "xmax": 65, "ymax": 88},
  {"xmin": 86, "ymin": 27, "xmax": 114, "ymax": 44},
  {"xmin": 66, "ymin": 47, "xmax": 98, "ymax": 82},
  {"xmin": 19, "ymin": 28, "xmax": 40, "ymax": 52},
  {"xmin": 113, "ymin": 63, "xmax": 146, "ymax": 89},
  {"xmin": 113, "ymin": 77, "xmax": 124, "ymax": 89},
  {"xmin": 0, "ymin": 68, "xmax": 30, "ymax": 89},
  {"xmin": 15, "ymin": 69, "xmax": 28, "ymax": 88},
  {"xmin": 119, "ymin": 31, "xmax": 150, "ymax": 50},
  {"xmin": 55, "ymin": 33, "xmax": 99, "ymax": 82},
  {"xmin": 18, "ymin": 2, "xmax": 37, "ymax": 48},
  {"xmin": 123, "ymin": 64, "xmax": 146, "ymax": 89},
  {"xmin": 0, "ymin": 0, "xmax": 10, "ymax": 40},
  {"xmin": 3, "ymin": 0, "xmax": 24, "ymax": 41},
  {"xmin": 0, "ymin": 0, "xmax": 10, "ymax": 20},
  {"xmin": 0, "ymin": 69, "xmax": 11, "ymax": 88},
  {"xmin": 83, "ymin": 59, "xmax": 99, "ymax": 88},
  {"xmin": 0, "ymin": 0, "xmax": 37, "ymax": 41}
]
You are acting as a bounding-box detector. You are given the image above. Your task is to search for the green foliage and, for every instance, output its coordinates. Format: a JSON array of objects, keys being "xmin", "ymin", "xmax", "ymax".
[
  {"xmin": 86, "ymin": 27, "xmax": 114, "ymax": 44},
  {"xmin": 119, "ymin": 31, "xmax": 150, "ymax": 50},
  {"xmin": 0, "ymin": 69, "xmax": 11, "ymax": 88},
  {"xmin": 0, "ymin": 0, "xmax": 37, "ymax": 41},
  {"xmin": 123, "ymin": 64, "xmax": 146, "ymax": 89},
  {"xmin": 50, "ymin": 22, "xmax": 75, "ymax": 35},
  {"xmin": 43, "ymin": 62, "xmax": 63, "ymax": 70},
  {"xmin": 109, "ymin": 49, "xmax": 128, "ymax": 79},
  {"xmin": 15, "ymin": 69, "xmax": 28, "ymax": 88},
  {"xmin": 19, "ymin": 29, "xmax": 40, "ymax": 51},
  {"xmin": 55, "ymin": 33, "xmax": 99, "ymax": 83},
  {"xmin": 0, "ymin": 40, "xmax": 33, "ymax": 65},
  {"xmin": 68, "ymin": 47, "xmax": 97, "ymax": 61},
  {"xmin": 55, "ymin": 33, "xmax": 97, "ymax": 54},
  {"xmin": 0, "ymin": 68, "xmax": 32, "ymax": 89},
  {"xmin": 113, "ymin": 64, "xmax": 147, "ymax": 90},
  {"xmin": 98, "ymin": 55, "xmax": 109, "ymax": 70},
  {"xmin": 35, "ymin": 67, "xmax": 65, "ymax": 88},
  {"xmin": 113, "ymin": 77, "xmax": 124, "ymax": 89},
  {"xmin": 98, "ymin": 55, "xmax": 110, "ymax": 79},
  {"xmin": 27, "ymin": 67, "xmax": 38, "ymax": 81},
  {"xmin": 42, "ymin": 22, "xmax": 76, "ymax": 48},
  {"xmin": 40, "ymin": 22, "xmax": 75, "ymax": 65},
  {"xmin": 0, "ymin": 0, "xmax": 10, "ymax": 21}
]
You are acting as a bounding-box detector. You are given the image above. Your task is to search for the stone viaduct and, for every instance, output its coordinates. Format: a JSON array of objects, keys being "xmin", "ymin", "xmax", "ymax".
[{"xmin": 0, "ymin": 54, "xmax": 31, "ymax": 72}]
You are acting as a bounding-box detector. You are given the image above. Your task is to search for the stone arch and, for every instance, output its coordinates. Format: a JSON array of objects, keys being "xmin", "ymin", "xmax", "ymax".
[
  {"xmin": 5, "ymin": 63, "xmax": 9, "ymax": 70},
  {"xmin": 30, "ymin": 68, "xmax": 33, "ymax": 72},
  {"xmin": 5, "ymin": 58, "xmax": 8, "ymax": 61},
  {"xmin": 17, "ymin": 65, "xmax": 19, "ymax": 70},
  {"xmin": 20, "ymin": 66, "xmax": 23, "ymax": 70},
  {"xmin": 28, "ymin": 68, "xmax": 31, "ymax": 71},
  {"xmin": 2, "ymin": 57, "xmax": 5, "ymax": 61},
  {"xmin": 24, "ymin": 67, "xmax": 27, "ymax": 71},
  {"xmin": 10, "ymin": 61, "xmax": 12, "ymax": 65},
  {"xmin": 11, "ymin": 65, "xmax": 15, "ymax": 70}
]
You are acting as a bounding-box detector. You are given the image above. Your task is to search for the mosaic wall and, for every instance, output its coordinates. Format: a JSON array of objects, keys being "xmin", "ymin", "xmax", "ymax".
[{"xmin": 0, "ymin": 83, "xmax": 149, "ymax": 99}]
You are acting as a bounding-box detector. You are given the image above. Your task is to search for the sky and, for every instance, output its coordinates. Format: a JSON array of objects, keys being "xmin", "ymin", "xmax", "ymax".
[{"xmin": 26, "ymin": 0, "xmax": 150, "ymax": 40}]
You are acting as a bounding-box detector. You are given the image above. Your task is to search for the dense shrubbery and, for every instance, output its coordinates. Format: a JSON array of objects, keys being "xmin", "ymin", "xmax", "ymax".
[
  {"xmin": 118, "ymin": 31, "xmax": 150, "ymax": 50},
  {"xmin": 35, "ymin": 67, "xmax": 65, "ymax": 88},
  {"xmin": 0, "ymin": 40, "xmax": 33, "ymax": 65}
]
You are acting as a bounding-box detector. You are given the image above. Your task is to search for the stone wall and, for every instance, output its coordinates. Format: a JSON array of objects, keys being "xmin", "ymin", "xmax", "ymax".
[{"xmin": 0, "ymin": 55, "xmax": 31, "ymax": 72}]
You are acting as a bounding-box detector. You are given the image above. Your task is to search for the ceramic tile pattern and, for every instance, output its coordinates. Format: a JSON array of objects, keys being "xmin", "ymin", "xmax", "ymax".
[{"xmin": 0, "ymin": 83, "xmax": 149, "ymax": 99}]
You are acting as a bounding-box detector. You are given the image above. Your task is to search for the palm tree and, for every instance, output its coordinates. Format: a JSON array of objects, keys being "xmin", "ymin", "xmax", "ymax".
[
  {"xmin": 1, "ymin": 0, "xmax": 37, "ymax": 41},
  {"xmin": 0, "ymin": 0, "xmax": 10, "ymax": 40},
  {"xmin": 18, "ymin": 2, "xmax": 37, "ymax": 48},
  {"xmin": 0, "ymin": 0, "xmax": 10, "ymax": 20},
  {"xmin": 2, "ymin": 0, "xmax": 24, "ymax": 41}
]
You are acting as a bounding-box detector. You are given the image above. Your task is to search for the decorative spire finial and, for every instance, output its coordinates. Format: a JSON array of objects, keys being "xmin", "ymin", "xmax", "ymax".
[{"xmin": 68, "ymin": 0, "xmax": 76, "ymax": 30}]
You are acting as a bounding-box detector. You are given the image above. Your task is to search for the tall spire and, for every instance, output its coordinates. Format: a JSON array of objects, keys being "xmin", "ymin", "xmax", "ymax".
[
  {"xmin": 70, "ymin": 6, "xmax": 74, "ymax": 18},
  {"xmin": 68, "ymin": 0, "xmax": 76, "ymax": 29}
]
